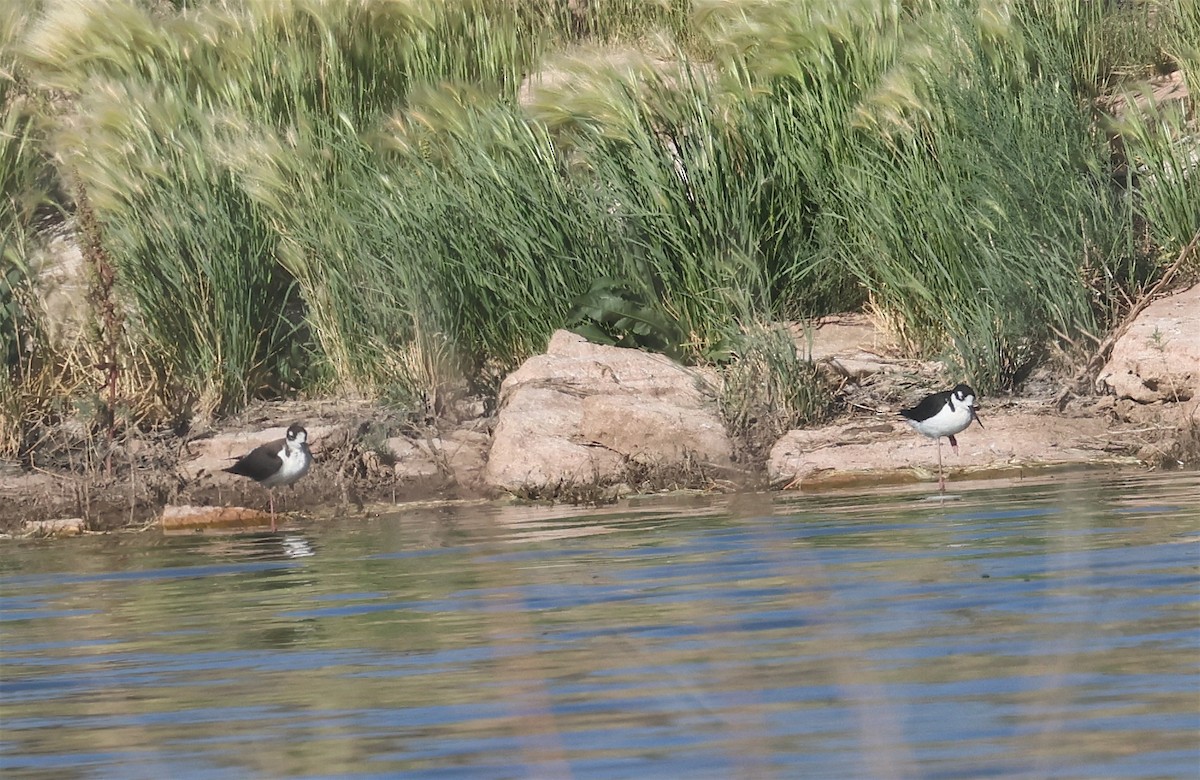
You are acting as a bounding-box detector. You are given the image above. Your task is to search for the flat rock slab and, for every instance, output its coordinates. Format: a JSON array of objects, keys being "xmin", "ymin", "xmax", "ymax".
[
  {"xmin": 20, "ymin": 517, "xmax": 86, "ymax": 538},
  {"xmin": 769, "ymin": 412, "xmax": 1137, "ymax": 489},
  {"xmin": 161, "ymin": 504, "xmax": 278, "ymax": 531}
]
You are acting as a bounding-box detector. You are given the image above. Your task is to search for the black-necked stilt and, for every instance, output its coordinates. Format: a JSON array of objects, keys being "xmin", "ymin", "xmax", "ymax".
[
  {"xmin": 900, "ymin": 384, "xmax": 983, "ymax": 491},
  {"xmin": 224, "ymin": 423, "xmax": 313, "ymax": 530}
]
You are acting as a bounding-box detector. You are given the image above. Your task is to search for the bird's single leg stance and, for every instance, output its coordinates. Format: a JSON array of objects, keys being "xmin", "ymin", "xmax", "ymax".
[
  {"xmin": 899, "ymin": 385, "xmax": 982, "ymax": 492},
  {"xmin": 938, "ymin": 437, "xmax": 945, "ymax": 492},
  {"xmin": 223, "ymin": 423, "xmax": 313, "ymax": 532}
]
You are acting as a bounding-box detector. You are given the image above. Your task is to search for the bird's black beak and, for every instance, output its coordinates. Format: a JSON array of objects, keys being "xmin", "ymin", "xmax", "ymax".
[{"xmin": 972, "ymin": 406, "xmax": 984, "ymax": 429}]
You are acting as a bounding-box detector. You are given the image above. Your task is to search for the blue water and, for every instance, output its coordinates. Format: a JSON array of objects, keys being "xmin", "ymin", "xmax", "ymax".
[{"xmin": 1, "ymin": 471, "xmax": 1198, "ymax": 778}]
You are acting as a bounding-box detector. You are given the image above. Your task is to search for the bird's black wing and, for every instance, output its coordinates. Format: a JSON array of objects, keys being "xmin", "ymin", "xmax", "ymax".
[
  {"xmin": 899, "ymin": 390, "xmax": 952, "ymax": 421},
  {"xmin": 224, "ymin": 439, "xmax": 285, "ymax": 482}
]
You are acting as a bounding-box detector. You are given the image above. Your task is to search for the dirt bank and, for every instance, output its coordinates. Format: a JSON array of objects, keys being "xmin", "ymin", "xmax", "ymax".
[
  {"xmin": 2, "ymin": 388, "xmax": 1187, "ymax": 539},
  {"xmin": 5, "ymin": 289, "xmax": 1198, "ymax": 538}
]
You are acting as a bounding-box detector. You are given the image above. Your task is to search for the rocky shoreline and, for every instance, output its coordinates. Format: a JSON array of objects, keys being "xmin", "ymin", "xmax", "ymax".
[{"xmin": 5, "ymin": 285, "xmax": 1197, "ymax": 538}]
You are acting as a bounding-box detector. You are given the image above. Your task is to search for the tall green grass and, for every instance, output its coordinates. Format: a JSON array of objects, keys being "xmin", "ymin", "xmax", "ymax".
[
  {"xmin": 228, "ymin": 89, "xmax": 623, "ymax": 404},
  {"xmin": 3, "ymin": 0, "xmax": 1193, "ymax": 449},
  {"xmin": 690, "ymin": 0, "xmax": 1139, "ymax": 390},
  {"xmin": 1123, "ymin": 0, "xmax": 1200, "ymax": 269},
  {"xmin": 0, "ymin": 86, "xmax": 41, "ymax": 377},
  {"xmin": 1161, "ymin": 0, "xmax": 1200, "ymax": 87},
  {"xmin": 46, "ymin": 75, "xmax": 303, "ymax": 419},
  {"xmin": 2, "ymin": 4, "xmax": 59, "ymax": 453},
  {"xmin": 534, "ymin": 64, "xmax": 786, "ymax": 358},
  {"xmin": 838, "ymin": 13, "xmax": 1122, "ymax": 388},
  {"xmin": 21, "ymin": 0, "xmax": 551, "ymax": 417},
  {"xmin": 1119, "ymin": 92, "xmax": 1200, "ymax": 265},
  {"xmin": 509, "ymin": 0, "xmax": 693, "ymax": 46}
]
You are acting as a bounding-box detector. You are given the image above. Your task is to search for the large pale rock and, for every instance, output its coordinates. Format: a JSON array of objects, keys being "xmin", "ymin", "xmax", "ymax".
[
  {"xmin": 485, "ymin": 330, "xmax": 733, "ymax": 491},
  {"xmin": 1099, "ymin": 284, "xmax": 1199, "ymax": 405}
]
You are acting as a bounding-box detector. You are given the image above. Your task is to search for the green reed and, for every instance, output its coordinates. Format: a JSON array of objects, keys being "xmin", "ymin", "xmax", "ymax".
[
  {"xmin": 2, "ymin": 4, "xmax": 58, "ymax": 453},
  {"xmin": 231, "ymin": 90, "xmax": 622, "ymax": 403},
  {"xmin": 2, "ymin": 0, "xmax": 1191, "ymax": 449},
  {"xmin": 696, "ymin": 0, "xmax": 1141, "ymax": 390}
]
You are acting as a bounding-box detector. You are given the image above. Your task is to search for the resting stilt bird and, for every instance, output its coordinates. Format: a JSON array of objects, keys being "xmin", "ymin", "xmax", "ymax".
[
  {"xmin": 224, "ymin": 423, "xmax": 313, "ymax": 530},
  {"xmin": 900, "ymin": 385, "xmax": 983, "ymax": 491}
]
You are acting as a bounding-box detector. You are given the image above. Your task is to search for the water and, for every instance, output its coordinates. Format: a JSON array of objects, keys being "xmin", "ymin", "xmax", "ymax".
[{"xmin": 2, "ymin": 471, "xmax": 1198, "ymax": 779}]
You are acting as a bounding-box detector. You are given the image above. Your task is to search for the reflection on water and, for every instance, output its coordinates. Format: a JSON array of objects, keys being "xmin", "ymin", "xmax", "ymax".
[{"xmin": 2, "ymin": 472, "xmax": 1198, "ymax": 778}]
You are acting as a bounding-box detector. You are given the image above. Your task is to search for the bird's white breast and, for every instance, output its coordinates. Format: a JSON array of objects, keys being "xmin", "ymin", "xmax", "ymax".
[
  {"xmin": 906, "ymin": 399, "xmax": 975, "ymax": 440},
  {"xmin": 261, "ymin": 443, "xmax": 312, "ymax": 487}
]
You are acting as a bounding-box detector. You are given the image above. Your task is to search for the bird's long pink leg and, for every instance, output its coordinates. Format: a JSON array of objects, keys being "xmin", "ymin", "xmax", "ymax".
[
  {"xmin": 937, "ymin": 439, "xmax": 946, "ymax": 491},
  {"xmin": 269, "ymin": 491, "xmax": 277, "ymax": 532}
]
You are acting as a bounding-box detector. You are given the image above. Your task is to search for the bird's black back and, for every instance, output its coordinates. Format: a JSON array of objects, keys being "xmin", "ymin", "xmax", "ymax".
[
  {"xmin": 224, "ymin": 439, "xmax": 285, "ymax": 483},
  {"xmin": 900, "ymin": 389, "xmax": 952, "ymax": 422}
]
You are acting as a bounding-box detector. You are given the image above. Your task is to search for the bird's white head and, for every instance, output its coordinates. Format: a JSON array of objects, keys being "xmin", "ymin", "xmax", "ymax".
[
  {"xmin": 951, "ymin": 384, "xmax": 976, "ymax": 408},
  {"xmin": 952, "ymin": 384, "xmax": 983, "ymax": 428},
  {"xmin": 286, "ymin": 423, "xmax": 308, "ymax": 445}
]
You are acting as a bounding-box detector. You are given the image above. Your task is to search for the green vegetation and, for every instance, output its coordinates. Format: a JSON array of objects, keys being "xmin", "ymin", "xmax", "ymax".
[
  {"xmin": 2, "ymin": 4, "xmax": 59, "ymax": 456},
  {"xmin": 1, "ymin": 0, "xmax": 1197, "ymax": 462},
  {"xmin": 720, "ymin": 323, "xmax": 834, "ymax": 463}
]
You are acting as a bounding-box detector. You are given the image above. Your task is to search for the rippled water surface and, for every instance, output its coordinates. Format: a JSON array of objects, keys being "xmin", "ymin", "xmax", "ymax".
[{"xmin": 2, "ymin": 471, "xmax": 1198, "ymax": 779}]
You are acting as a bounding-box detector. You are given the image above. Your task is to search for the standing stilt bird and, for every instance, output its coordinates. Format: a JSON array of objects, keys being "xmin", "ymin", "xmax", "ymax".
[
  {"xmin": 900, "ymin": 385, "xmax": 983, "ymax": 491},
  {"xmin": 224, "ymin": 423, "xmax": 313, "ymax": 530}
]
